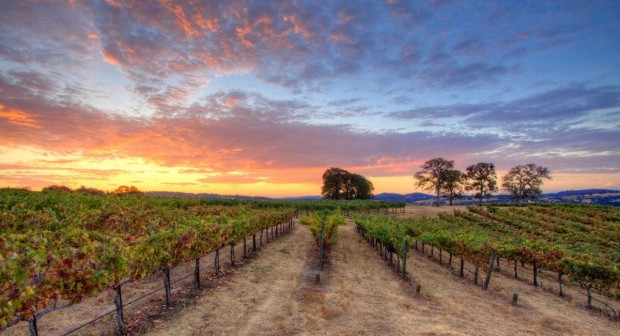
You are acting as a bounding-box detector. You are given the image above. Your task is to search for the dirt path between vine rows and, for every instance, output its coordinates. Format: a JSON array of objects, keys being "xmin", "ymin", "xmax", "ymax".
[
  {"xmin": 143, "ymin": 210, "xmax": 618, "ymax": 336},
  {"xmin": 145, "ymin": 218, "xmax": 428, "ymax": 336}
]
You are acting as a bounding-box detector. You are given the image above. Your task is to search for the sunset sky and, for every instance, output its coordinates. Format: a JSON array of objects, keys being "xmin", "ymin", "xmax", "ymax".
[{"xmin": 1, "ymin": 0, "xmax": 619, "ymax": 197}]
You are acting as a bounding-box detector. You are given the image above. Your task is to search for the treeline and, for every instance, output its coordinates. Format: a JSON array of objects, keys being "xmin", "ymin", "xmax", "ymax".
[{"xmin": 414, "ymin": 158, "xmax": 551, "ymax": 206}]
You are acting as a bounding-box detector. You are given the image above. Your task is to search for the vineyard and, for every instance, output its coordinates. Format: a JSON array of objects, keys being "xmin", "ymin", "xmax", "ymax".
[
  {"xmin": 354, "ymin": 204, "xmax": 620, "ymax": 317},
  {"xmin": 2, "ymin": 188, "xmax": 618, "ymax": 335},
  {"xmin": 0, "ymin": 188, "xmax": 403, "ymax": 335}
]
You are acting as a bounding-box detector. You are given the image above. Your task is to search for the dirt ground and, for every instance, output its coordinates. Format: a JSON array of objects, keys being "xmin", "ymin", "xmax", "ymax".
[
  {"xmin": 6, "ymin": 206, "xmax": 618, "ymax": 335},
  {"xmin": 5, "ymin": 227, "xmax": 285, "ymax": 336},
  {"xmin": 141, "ymin": 206, "xmax": 619, "ymax": 336}
]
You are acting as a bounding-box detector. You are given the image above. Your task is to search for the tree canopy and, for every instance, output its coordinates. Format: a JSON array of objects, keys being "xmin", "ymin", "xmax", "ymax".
[
  {"xmin": 113, "ymin": 185, "xmax": 143, "ymax": 195},
  {"xmin": 321, "ymin": 167, "xmax": 374, "ymax": 200},
  {"xmin": 414, "ymin": 157, "xmax": 454, "ymax": 206},
  {"xmin": 502, "ymin": 163, "xmax": 551, "ymax": 205},
  {"xmin": 441, "ymin": 169, "xmax": 466, "ymax": 206},
  {"xmin": 41, "ymin": 185, "xmax": 72, "ymax": 193},
  {"xmin": 465, "ymin": 162, "xmax": 498, "ymax": 206}
]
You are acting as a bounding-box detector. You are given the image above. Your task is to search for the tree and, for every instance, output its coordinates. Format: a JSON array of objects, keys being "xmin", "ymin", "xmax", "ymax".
[
  {"xmin": 321, "ymin": 167, "xmax": 374, "ymax": 200},
  {"xmin": 502, "ymin": 164, "xmax": 551, "ymax": 205},
  {"xmin": 75, "ymin": 185, "xmax": 105, "ymax": 195},
  {"xmin": 42, "ymin": 185, "xmax": 72, "ymax": 193},
  {"xmin": 465, "ymin": 162, "xmax": 498, "ymax": 206},
  {"xmin": 441, "ymin": 169, "xmax": 466, "ymax": 206},
  {"xmin": 113, "ymin": 185, "xmax": 143, "ymax": 195},
  {"xmin": 414, "ymin": 157, "xmax": 454, "ymax": 206}
]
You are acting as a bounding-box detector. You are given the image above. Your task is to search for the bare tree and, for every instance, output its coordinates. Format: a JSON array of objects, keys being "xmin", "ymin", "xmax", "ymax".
[
  {"xmin": 466, "ymin": 162, "xmax": 498, "ymax": 206},
  {"xmin": 414, "ymin": 157, "xmax": 454, "ymax": 206},
  {"xmin": 502, "ymin": 164, "xmax": 551, "ymax": 205}
]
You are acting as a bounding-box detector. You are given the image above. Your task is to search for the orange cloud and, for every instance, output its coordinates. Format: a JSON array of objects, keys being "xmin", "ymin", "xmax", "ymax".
[
  {"xmin": 160, "ymin": 0, "xmax": 200, "ymax": 37},
  {"xmin": 193, "ymin": 12, "xmax": 220, "ymax": 33},
  {"xmin": 0, "ymin": 105, "xmax": 40, "ymax": 128},
  {"xmin": 236, "ymin": 19, "xmax": 255, "ymax": 48},
  {"xmin": 101, "ymin": 51, "xmax": 121, "ymax": 65},
  {"xmin": 283, "ymin": 15, "xmax": 313, "ymax": 40}
]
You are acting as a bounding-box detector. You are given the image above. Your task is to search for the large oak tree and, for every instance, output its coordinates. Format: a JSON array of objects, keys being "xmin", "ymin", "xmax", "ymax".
[
  {"xmin": 441, "ymin": 169, "xmax": 467, "ymax": 206},
  {"xmin": 321, "ymin": 167, "xmax": 374, "ymax": 200},
  {"xmin": 502, "ymin": 163, "xmax": 551, "ymax": 205},
  {"xmin": 414, "ymin": 157, "xmax": 454, "ymax": 206},
  {"xmin": 465, "ymin": 162, "xmax": 498, "ymax": 206}
]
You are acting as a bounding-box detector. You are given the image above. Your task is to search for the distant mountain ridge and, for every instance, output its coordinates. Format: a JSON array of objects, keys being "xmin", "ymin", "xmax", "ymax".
[
  {"xmin": 146, "ymin": 189, "xmax": 620, "ymax": 206},
  {"xmin": 146, "ymin": 191, "xmax": 271, "ymax": 201}
]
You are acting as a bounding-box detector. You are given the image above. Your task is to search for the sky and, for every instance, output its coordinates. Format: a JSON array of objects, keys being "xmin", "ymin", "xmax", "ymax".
[{"xmin": 0, "ymin": 0, "xmax": 619, "ymax": 197}]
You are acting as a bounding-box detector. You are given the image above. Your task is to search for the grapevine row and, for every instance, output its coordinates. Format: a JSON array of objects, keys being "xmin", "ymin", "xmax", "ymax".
[
  {"xmin": 0, "ymin": 191, "xmax": 294, "ymax": 331},
  {"xmin": 352, "ymin": 204, "xmax": 619, "ymax": 316}
]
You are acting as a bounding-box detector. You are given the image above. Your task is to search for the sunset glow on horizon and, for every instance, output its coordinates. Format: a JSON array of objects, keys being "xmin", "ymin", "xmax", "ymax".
[{"xmin": 1, "ymin": 1, "xmax": 619, "ymax": 197}]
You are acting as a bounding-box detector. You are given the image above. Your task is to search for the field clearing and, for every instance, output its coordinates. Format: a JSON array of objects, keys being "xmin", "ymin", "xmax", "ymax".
[{"xmin": 140, "ymin": 206, "xmax": 618, "ymax": 336}]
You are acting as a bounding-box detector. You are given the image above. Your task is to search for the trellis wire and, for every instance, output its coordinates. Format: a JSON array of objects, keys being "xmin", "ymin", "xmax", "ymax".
[{"xmin": 59, "ymin": 220, "xmax": 294, "ymax": 336}]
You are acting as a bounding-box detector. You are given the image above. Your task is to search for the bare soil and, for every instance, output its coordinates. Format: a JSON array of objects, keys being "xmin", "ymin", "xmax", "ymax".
[
  {"xmin": 141, "ymin": 206, "xmax": 619, "ymax": 336},
  {"xmin": 5, "ymin": 227, "xmax": 283, "ymax": 336}
]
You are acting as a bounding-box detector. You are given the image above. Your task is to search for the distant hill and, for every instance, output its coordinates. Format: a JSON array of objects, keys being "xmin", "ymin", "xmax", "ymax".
[
  {"xmin": 145, "ymin": 189, "xmax": 620, "ymax": 206},
  {"xmin": 373, "ymin": 192, "xmax": 435, "ymax": 203},
  {"xmin": 276, "ymin": 195, "xmax": 323, "ymax": 201},
  {"xmin": 539, "ymin": 189, "xmax": 620, "ymax": 206},
  {"xmin": 404, "ymin": 189, "xmax": 620, "ymax": 206},
  {"xmin": 145, "ymin": 191, "xmax": 271, "ymax": 201},
  {"xmin": 543, "ymin": 189, "xmax": 619, "ymax": 197}
]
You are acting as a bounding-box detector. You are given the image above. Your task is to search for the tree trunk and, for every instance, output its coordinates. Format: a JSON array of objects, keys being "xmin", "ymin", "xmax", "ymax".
[
  {"xmin": 533, "ymin": 262, "xmax": 538, "ymax": 287},
  {"xmin": 448, "ymin": 253, "xmax": 452, "ymax": 268},
  {"xmin": 586, "ymin": 286, "xmax": 593, "ymax": 308},
  {"xmin": 243, "ymin": 237, "xmax": 247, "ymax": 258},
  {"xmin": 479, "ymin": 185, "xmax": 484, "ymax": 206},
  {"xmin": 460, "ymin": 257, "xmax": 465, "ymax": 277},
  {"xmin": 435, "ymin": 187, "xmax": 440, "ymax": 206},
  {"xmin": 253, "ymin": 234, "xmax": 256, "ymax": 251},
  {"xmin": 558, "ymin": 272, "xmax": 564, "ymax": 297},
  {"xmin": 496, "ymin": 255, "xmax": 500, "ymax": 272},
  {"xmin": 474, "ymin": 264, "xmax": 480, "ymax": 286}
]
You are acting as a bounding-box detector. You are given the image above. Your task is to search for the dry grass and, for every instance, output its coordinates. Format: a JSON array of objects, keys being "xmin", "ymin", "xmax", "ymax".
[{"xmin": 143, "ymin": 206, "xmax": 618, "ymax": 336}]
